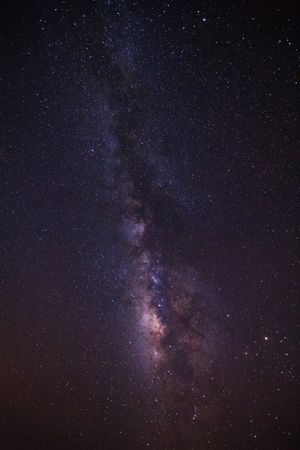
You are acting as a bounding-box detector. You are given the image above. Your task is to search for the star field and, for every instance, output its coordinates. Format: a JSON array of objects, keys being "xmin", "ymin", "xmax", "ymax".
[{"xmin": 0, "ymin": 1, "xmax": 299, "ymax": 449}]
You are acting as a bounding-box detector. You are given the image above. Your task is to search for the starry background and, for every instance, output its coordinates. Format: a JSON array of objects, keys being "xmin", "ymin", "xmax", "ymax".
[{"xmin": 0, "ymin": 1, "xmax": 299, "ymax": 449}]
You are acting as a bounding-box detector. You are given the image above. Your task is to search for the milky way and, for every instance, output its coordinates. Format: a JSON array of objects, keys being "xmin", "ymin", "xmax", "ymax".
[{"xmin": 98, "ymin": 12, "xmax": 241, "ymax": 445}]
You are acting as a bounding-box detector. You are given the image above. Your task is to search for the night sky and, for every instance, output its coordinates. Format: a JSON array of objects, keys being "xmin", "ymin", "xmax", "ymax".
[{"xmin": 0, "ymin": 1, "xmax": 299, "ymax": 449}]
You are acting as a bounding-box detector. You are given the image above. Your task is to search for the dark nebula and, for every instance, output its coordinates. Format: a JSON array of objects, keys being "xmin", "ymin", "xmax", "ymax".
[{"xmin": 0, "ymin": 1, "xmax": 298, "ymax": 449}]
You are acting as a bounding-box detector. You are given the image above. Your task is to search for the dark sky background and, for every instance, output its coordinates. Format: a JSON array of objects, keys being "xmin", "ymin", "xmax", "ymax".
[{"xmin": 0, "ymin": 1, "xmax": 299, "ymax": 449}]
